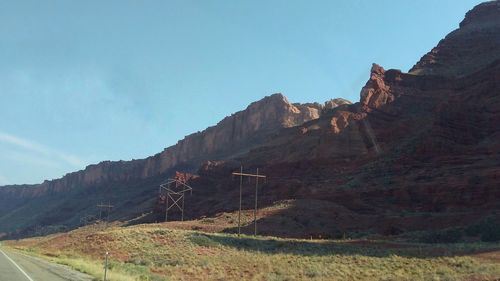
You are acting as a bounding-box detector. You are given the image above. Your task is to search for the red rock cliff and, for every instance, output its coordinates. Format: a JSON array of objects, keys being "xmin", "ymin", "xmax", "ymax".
[
  {"xmin": 410, "ymin": 1, "xmax": 500, "ymax": 77},
  {"xmin": 0, "ymin": 93, "xmax": 350, "ymax": 197}
]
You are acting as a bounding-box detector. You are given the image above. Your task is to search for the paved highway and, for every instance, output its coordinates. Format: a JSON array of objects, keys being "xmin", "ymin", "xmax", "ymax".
[{"xmin": 0, "ymin": 246, "xmax": 93, "ymax": 281}]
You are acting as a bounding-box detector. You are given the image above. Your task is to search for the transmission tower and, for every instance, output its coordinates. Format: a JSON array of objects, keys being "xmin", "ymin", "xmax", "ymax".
[{"xmin": 160, "ymin": 178, "xmax": 193, "ymax": 222}]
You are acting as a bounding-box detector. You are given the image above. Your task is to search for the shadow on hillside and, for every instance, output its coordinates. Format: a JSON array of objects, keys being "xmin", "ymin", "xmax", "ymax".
[
  {"xmin": 192, "ymin": 232, "xmax": 500, "ymax": 259},
  {"xmin": 182, "ymin": 197, "xmax": 500, "ymax": 259}
]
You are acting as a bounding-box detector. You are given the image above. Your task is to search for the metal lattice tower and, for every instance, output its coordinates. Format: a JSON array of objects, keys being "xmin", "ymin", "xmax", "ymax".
[{"xmin": 159, "ymin": 178, "xmax": 193, "ymax": 222}]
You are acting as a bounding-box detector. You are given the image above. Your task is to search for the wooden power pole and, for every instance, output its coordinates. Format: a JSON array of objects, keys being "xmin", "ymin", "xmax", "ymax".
[
  {"xmin": 97, "ymin": 202, "xmax": 114, "ymax": 228},
  {"xmin": 232, "ymin": 167, "xmax": 266, "ymax": 236}
]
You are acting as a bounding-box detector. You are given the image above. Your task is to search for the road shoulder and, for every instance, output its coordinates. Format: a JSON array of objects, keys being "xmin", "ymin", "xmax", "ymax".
[{"xmin": 2, "ymin": 247, "xmax": 94, "ymax": 281}]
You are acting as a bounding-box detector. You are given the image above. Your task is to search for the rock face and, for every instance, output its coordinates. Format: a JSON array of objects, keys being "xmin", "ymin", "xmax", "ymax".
[
  {"xmin": 323, "ymin": 98, "xmax": 352, "ymax": 111},
  {"xmin": 2, "ymin": 1, "xmax": 500, "ymax": 239},
  {"xmin": 360, "ymin": 64, "xmax": 394, "ymax": 111},
  {"xmin": 0, "ymin": 94, "xmax": 349, "ymax": 199},
  {"xmin": 181, "ymin": 0, "xmax": 500, "ymax": 237},
  {"xmin": 147, "ymin": 94, "xmax": 325, "ymax": 175},
  {"xmin": 410, "ymin": 1, "xmax": 500, "ymax": 77},
  {"xmin": 0, "ymin": 93, "xmax": 351, "ymax": 236}
]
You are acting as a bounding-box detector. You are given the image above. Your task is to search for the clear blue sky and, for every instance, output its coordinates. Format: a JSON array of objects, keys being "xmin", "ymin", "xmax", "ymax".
[{"xmin": 0, "ymin": 0, "xmax": 484, "ymax": 185}]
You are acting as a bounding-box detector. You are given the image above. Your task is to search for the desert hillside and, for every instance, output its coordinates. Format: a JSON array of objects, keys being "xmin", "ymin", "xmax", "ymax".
[{"xmin": 1, "ymin": 1, "xmax": 499, "ymax": 242}]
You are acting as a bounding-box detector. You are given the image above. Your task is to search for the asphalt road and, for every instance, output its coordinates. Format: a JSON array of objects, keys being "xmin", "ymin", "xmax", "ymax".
[{"xmin": 0, "ymin": 247, "xmax": 93, "ymax": 281}]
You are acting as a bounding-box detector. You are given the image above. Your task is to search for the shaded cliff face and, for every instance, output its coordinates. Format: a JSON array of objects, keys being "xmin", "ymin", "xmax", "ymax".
[
  {"xmin": 2, "ymin": 1, "xmax": 500, "ymax": 239},
  {"xmin": 0, "ymin": 94, "xmax": 350, "ymax": 199},
  {"xmin": 237, "ymin": 63, "xmax": 453, "ymax": 165},
  {"xmin": 187, "ymin": 58, "xmax": 500, "ymax": 238},
  {"xmin": 410, "ymin": 0, "xmax": 500, "ymax": 77},
  {"xmin": 181, "ymin": 1, "xmax": 500, "ymax": 237},
  {"xmin": 0, "ymin": 94, "xmax": 352, "ymax": 237}
]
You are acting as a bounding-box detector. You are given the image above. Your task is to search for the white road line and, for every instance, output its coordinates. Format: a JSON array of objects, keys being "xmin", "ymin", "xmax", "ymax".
[{"xmin": 0, "ymin": 249, "xmax": 35, "ymax": 281}]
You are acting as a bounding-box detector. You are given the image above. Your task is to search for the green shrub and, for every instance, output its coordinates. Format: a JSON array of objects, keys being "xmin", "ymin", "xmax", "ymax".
[
  {"xmin": 189, "ymin": 234, "xmax": 218, "ymax": 247},
  {"xmin": 465, "ymin": 224, "xmax": 481, "ymax": 237},
  {"xmin": 151, "ymin": 229, "xmax": 168, "ymax": 235},
  {"xmin": 465, "ymin": 217, "xmax": 500, "ymax": 242},
  {"xmin": 481, "ymin": 224, "xmax": 500, "ymax": 242},
  {"xmin": 420, "ymin": 228, "xmax": 463, "ymax": 243},
  {"xmin": 304, "ymin": 265, "xmax": 328, "ymax": 278},
  {"xmin": 126, "ymin": 258, "xmax": 151, "ymax": 266}
]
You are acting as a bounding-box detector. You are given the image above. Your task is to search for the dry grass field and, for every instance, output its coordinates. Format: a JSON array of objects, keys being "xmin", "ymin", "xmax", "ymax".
[{"xmin": 5, "ymin": 222, "xmax": 500, "ymax": 281}]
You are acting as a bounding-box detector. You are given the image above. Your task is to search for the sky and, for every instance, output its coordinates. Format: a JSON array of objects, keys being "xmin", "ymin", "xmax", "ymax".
[{"xmin": 0, "ymin": 0, "xmax": 484, "ymax": 185}]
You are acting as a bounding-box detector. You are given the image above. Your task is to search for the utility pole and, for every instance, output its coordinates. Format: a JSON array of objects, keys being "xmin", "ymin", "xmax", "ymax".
[
  {"xmin": 103, "ymin": 251, "xmax": 109, "ymax": 281},
  {"xmin": 254, "ymin": 168, "xmax": 259, "ymax": 236},
  {"xmin": 97, "ymin": 203, "xmax": 114, "ymax": 228},
  {"xmin": 232, "ymin": 167, "xmax": 266, "ymax": 237},
  {"xmin": 238, "ymin": 165, "xmax": 243, "ymax": 236}
]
